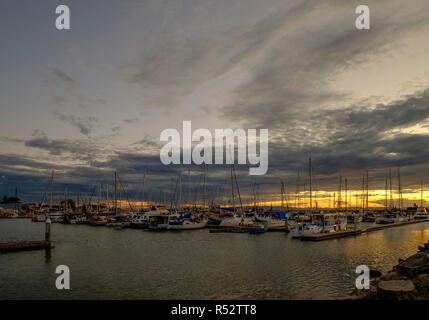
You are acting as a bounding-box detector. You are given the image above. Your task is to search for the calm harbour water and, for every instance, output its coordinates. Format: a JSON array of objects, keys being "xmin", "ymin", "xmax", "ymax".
[{"xmin": 1, "ymin": 219, "xmax": 429, "ymax": 299}]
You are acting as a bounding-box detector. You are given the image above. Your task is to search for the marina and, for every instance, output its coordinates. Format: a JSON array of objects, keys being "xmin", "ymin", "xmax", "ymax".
[
  {"xmin": 300, "ymin": 219, "xmax": 429, "ymax": 241},
  {"xmin": 1, "ymin": 218, "xmax": 429, "ymax": 299}
]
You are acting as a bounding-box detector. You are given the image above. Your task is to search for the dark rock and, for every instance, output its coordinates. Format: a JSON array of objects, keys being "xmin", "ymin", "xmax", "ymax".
[
  {"xmin": 370, "ymin": 269, "xmax": 382, "ymax": 278},
  {"xmin": 380, "ymin": 271, "xmax": 407, "ymax": 281},
  {"xmin": 378, "ymin": 280, "xmax": 416, "ymax": 300},
  {"xmin": 395, "ymin": 252, "xmax": 429, "ymax": 277}
]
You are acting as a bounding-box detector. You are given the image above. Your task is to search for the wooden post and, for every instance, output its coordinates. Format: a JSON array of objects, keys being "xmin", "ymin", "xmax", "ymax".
[{"xmin": 45, "ymin": 217, "xmax": 52, "ymax": 244}]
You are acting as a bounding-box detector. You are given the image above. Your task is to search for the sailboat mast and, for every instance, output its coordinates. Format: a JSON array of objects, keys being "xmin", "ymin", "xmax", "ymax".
[
  {"xmin": 64, "ymin": 186, "xmax": 68, "ymax": 214},
  {"xmin": 170, "ymin": 177, "xmax": 174, "ymax": 210},
  {"xmin": 389, "ymin": 168, "xmax": 393, "ymax": 209},
  {"xmin": 114, "ymin": 171, "xmax": 117, "ymax": 216},
  {"xmin": 344, "ymin": 178, "xmax": 349, "ymax": 212},
  {"xmin": 188, "ymin": 167, "xmax": 191, "ymax": 209},
  {"xmin": 77, "ymin": 188, "xmax": 80, "ymax": 214},
  {"xmin": 362, "ymin": 173, "xmax": 365, "ymax": 210},
  {"xmin": 338, "ymin": 175, "xmax": 342, "ymax": 209},
  {"xmin": 106, "ymin": 185, "xmax": 109, "ymax": 210},
  {"xmin": 97, "ymin": 180, "xmax": 101, "ymax": 213},
  {"xmin": 385, "ymin": 177, "xmax": 388, "ymax": 210},
  {"xmin": 281, "ymin": 180, "xmax": 285, "ymax": 212},
  {"xmin": 230, "ymin": 165, "xmax": 235, "ymax": 213},
  {"xmin": 141, "ymin": 167, "xmax": 147, "ymax": 211},
  {"xmin": 366, "ymin": 170, "xmax": 369, "ymax": 210},
  {"xmin": 50, "ymin": 170, "xmax": 54, "ymax": 211},
  {"xmin": 309, "ymin": 158, "xmax": 312, "ymax": 211},
  {"xmin": 203, "ymin": 163, "xmax": 207, "ymax": 209},
  {"xmin": 296, "ymin": 171, "xmax": 300, "ymax": 209},
  {"xmin": 179, "ymin": 172, "xmax": 182, "ymax": 211},
  {"xmin": 397, "ymin": 167, "xmax": 402, "ymax": 211}
]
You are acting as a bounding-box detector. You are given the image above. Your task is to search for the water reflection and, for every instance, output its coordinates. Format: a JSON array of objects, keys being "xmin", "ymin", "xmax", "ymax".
[{"xmin": 0, "ymin": 219, "xmax": 428, "ymax": 299}]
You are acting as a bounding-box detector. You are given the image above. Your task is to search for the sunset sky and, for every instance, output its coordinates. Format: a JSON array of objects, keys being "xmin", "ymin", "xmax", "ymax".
[{"xmin": 1, "ymin": 0, "xmax": 429, "ymax": 207}]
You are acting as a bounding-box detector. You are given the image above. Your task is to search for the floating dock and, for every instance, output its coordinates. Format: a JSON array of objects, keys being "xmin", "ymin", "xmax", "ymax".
[
  {"xmin": 300, "ymin": 219, "xmax": 429, "ymax": 241},
  {"xmin": 209, "ymin": 226, "xmax": 289, "ymax": 233},
  {"xmin": 0, "ymin": 241, "xmax": 52, "ymax": 253},
  {"xmin": 0, "ymin": 218, "xmax": 53, "ymax": 253}
]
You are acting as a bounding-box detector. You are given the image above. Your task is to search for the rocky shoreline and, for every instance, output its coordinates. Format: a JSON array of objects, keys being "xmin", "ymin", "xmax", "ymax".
[{"xmin": 346, "ymin": 240, "xmax": 429, "ymax": 300}]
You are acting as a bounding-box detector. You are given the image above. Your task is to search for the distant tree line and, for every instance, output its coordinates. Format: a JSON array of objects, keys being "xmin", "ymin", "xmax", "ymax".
[{"xmin": 1, "ymin": 195, "xmax": 20, "ymax": 204}]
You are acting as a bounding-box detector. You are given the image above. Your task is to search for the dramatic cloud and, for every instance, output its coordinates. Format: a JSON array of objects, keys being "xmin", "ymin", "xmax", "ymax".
[
  {"xmin": 53, "ymin": 112, "xmax": 98, "ymax": 136},
  {"xmin": 1, "ymin": 0, "xmax": 429, "ymax": 204}
]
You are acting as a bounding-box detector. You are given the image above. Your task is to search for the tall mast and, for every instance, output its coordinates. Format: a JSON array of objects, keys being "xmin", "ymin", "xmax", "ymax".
[
  {"xmin": 309, "ymin": 157, "xmax": 312, "ymax": 211},
  {"xmin": 179, "ymin": 171, "xmax": 182, "ymax": 211},
  {"xmin": 338, "ymin": 175, "xmax": 342, "ymax": 209},
  {"xmin": 77, "ymin": 188, "xmax": 80, "ymax": 214},
  {"xmin": 389, "ymin": 168, "xmax": 393, "ymax": 209},
  {"xmin": 188, "ymin": 167, "xmax": 191, "ymax": 209},
  {"xmin": 296, "ymin": 171, "xmax": 300, "ymax": 209},
  {"xmin": 203, "ymin": 163, "xmax": 207, "ymax": 209},
  {"xmin": 366, "ymin": 170, "xmax": 369, "ymax": 210},
  {"xmin": 397, "ymin": 167, "xmax": 402, "ymax": 211},
  {"xmin": 170, "ymin": 177, "xmax": 174, "ymax": 210},
  {"xmin": 106, "ymin": 185, "xmax": 109, "ymax": 210},
  {"xmin": 97, "ymin": 179, "xmax": 101, "ymax": 213},
  {"xmin": 50, "ymin": 170, "xmax": 55, "ymax": 211},
  {"xmin": 141, "ymin": 167, "xmax": 147, "ymax": 211},
  {"xmin": 64, "ymin": 186, "xmax": 68, "ymax": 214},
  {"xmin": 344, "ymin": 178, "xmax": 349, "ymax": 212},
  {"xmin": 119, "ymin": 175, "xmax": 122, "ymax": 210},
  {"xmin": 280, "ymin": 180, "xmax": 285, "ymax": 212},
  {"xmin": 230, "ymin": 165, "xmax": 235, "ymax": 213},
  {"xmin": 385, "ymin": 176, "xmax": 388, "ymax": 210},
  {"xmin": 421, "ymin": 181, "xmax": 424, "ymax": 208},
  {"xmin": 114, "ymin": 171, "xmax": 117, "ymax": 216},
  {"xmin": 362, "ymin": 173, "xmax": 365, "ymax": 210}
]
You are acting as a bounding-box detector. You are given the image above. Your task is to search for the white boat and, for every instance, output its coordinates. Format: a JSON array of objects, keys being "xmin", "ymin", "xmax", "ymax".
[
  {"xmin": 414, "ymin": 207, "xmax": 429, "ymax": 219},
  {"xmin": 255, "ymin": 212, "xmax": 287, "ymax": 228},
  {"xmin": 219, "ymin": 215, "xmax": 254, "ymax": 228},
  {"xmin": 129, "ymin": 214, "xmax": 149, "ymax": 229},
  {"xmin": 48, "ymin": 212, "xmax": 65, "ymax": 222},
  {"xmin": 129, "ymin": 206, "xmax": 169, "ymax": 229},
  {"xmin": 167, "ymin": 219, "xmax": 207, "ymax": 230},
  {"xmin": 106, "ymin": 218, "xmax": 128, "ymax": 227},
  {"xmin": 69, "ymin": 216, "xmax": 88, "ymax": 224},
  {"xmin": 347, "ymin": 213, "xmax": 363, "ymax": 223},
  {"xmin": 376, "ymin": 212, "xmax": 405, "ymax": 224},
  {"xmin": 317, "ymin": 213, "xmax": 347, "ymax": 233},
  {"xmin": 259, "ymin": 217, "xmax": 286, "ymax": 228},
  {"xmin": 290, "ymin": 213, "xmax": 347, "ymax": 238},
  {"xmin": 148, "ymin": 214, "xmax": 169, "ymax": 231},
  {"xmin": 290, "ymin": 224, "xmax": 322, "ymax": 238},
  {"xmin": 32, "ymin": 213, "xmax": 47, "ymax": 222}
]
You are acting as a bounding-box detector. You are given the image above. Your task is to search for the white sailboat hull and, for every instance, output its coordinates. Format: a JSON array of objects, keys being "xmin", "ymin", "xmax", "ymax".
[{"xmin": 167, "ymin": 220, "xmax": 207, "ymax": 230}]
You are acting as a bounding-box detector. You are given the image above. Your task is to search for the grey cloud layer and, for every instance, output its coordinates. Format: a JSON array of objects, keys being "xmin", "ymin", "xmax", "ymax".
[{"xmin": 1, "ymin": 0, "xmax": 429, "ymax": 204}]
